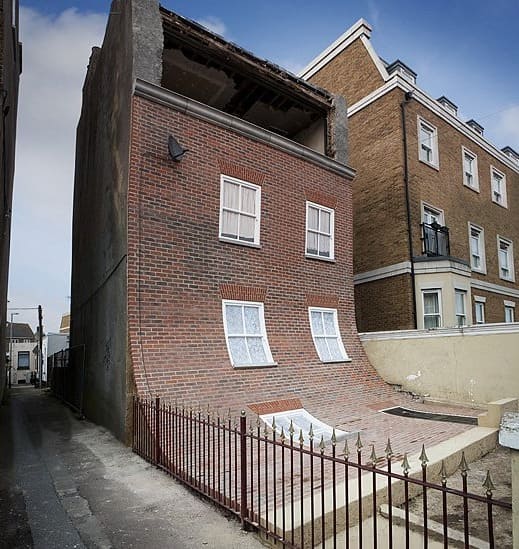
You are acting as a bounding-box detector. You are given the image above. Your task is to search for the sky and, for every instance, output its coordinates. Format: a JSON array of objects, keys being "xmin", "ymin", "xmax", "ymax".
[{"xmin": 9, "ymin": 0, "xmax": 519, "ymax": 332}]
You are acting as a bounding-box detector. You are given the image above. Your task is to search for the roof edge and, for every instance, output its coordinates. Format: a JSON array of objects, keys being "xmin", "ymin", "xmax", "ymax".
[{"xmin": 298, "ymin": 18, "xmax": 373, "ymax": 80}]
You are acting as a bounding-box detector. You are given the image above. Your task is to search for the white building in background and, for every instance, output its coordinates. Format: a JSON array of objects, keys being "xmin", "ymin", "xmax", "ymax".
[
  {"xmin": 42, "ymin": 332, "xmax": 69, "ymax": 382},
  {"xmin": 6, "ymin": 322, "xmax": 37, "ymax": 385}
]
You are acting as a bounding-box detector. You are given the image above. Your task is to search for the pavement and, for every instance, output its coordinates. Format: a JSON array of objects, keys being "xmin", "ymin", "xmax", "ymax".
[{"xmin": 0, "ymin": 387, "xmax": 264, "ymax": 549}]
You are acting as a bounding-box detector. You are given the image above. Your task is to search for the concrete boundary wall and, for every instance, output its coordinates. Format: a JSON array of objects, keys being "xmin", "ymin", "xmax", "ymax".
[{"xmin": 360, "ymin": 324, "xmax": 519, "ymax": 405}]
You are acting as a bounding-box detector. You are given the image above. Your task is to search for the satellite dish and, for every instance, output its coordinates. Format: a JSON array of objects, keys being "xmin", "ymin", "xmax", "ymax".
[{"xmin": 168, "ymin": 135, "xmax": 188, "ymax": 162}]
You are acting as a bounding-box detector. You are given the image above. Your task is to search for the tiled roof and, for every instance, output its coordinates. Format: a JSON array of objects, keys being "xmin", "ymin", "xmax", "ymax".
[{"xmin": 6, "ymin": 322, "xmax": 35, "ymax": 340}]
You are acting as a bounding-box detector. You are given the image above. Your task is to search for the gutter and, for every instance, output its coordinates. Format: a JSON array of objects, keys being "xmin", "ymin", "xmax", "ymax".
[{"xmin": 401, "ymin": 91, "xmax": 417, "ymax": 329}]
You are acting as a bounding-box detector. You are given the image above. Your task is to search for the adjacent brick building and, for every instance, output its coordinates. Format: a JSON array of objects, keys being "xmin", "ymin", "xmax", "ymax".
[
  {"xmin": 301, "ymin": 19, "xmax": 519, "ymax": 332},
  {"xmin": 71, "ymin": 0, "xmax": 391, "ymax": 442},
  {"xmin": 0, "ymin": 0, "xmax": 21, "ymax": 401}
]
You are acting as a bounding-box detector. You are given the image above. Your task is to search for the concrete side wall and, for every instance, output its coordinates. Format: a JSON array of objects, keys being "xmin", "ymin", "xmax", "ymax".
[
  {"xmin": 126, "ymin": 93, "xmax": 393, "ymax": 424},
  {"xmin": 0, "ymin": 0, "xmax": 21, "ymax": 403},
  {"xmin": 70, "ymin": 1, "xmax": 134, "ymax": 441},
  {"xmin": 361, "ymin": 328, "xmax": 519, "ymax": 405}
]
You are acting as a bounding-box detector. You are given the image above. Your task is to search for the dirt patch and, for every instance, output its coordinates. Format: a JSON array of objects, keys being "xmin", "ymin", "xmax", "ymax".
[{"xmin": 407, "ymin": 446, "xmax": 512, "ymax": 546}]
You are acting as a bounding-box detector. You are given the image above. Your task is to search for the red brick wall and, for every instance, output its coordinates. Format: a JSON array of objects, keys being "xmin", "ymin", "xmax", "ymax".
[{"xmin": 127, "ymin": 94, "xmax": 392, "ymax": 419}]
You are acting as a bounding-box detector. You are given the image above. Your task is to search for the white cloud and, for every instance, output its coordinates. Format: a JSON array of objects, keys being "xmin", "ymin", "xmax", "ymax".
[
  {"xmin": 197, "ymin": 16, "xmax": 227, "ymax": 37},
  {"xmin": 9, "ymin": 7, "xmax": 106, "ymax": 332},
  {"xmin": 494, "ymin": 105, "xmax": 519, "ymax": 149}
]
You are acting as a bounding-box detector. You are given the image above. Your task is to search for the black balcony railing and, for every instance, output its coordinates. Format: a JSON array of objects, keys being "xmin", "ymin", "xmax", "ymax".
[{"xmin": 422, "ymin": 222, "xmax": 450, "ymax": 257}]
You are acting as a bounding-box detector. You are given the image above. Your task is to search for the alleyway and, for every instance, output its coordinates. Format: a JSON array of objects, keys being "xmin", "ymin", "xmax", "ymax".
[{"xmin": 0, "ymin": 387, "xmax": 264, "ymax": 548}]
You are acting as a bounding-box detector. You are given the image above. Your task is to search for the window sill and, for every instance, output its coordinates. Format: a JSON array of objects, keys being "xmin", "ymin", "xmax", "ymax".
[
  {"xmin": 419, "ymin": 159, "xmax": 439, "ymax": 171},
  {"xmin": 463, "ymin": 182, "xmax": 480, "ymax": 193},
  {"xmin": 492, "ymin": 200, "xmax": 508, "ymax": 209},
  {"xmin": 321, "ymin": 358, "xmax": 352, "ymax": 363},
  {"xmin": 499, "ymin": 277, "xmax": 516, "ymax": 284},
  {"xmin": 233, "ymin": 362, "xmax": 278, "ymax": 370},
  {"xmin": 219, "ymin": 237, "xmax": 261, "ymax": 249},
  {"xmin": 471, "ymin": 267, "xmax": 487, "ymax": 275},
  {"xmin": 305, "ymin": 253, "xmax": 336, "ymax": 263}
]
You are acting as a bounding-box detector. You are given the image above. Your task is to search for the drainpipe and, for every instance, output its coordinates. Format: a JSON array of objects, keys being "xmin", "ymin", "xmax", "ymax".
[{"xmin": 401, "ymin": 91, "xmax": 417, "ymax": 329}]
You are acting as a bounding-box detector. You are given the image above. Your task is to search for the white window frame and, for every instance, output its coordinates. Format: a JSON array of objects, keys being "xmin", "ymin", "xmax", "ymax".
[
  {"xmin": 421, "ymin": 202, "xmax": 444, "ymax": 225},
  {"xmin": 497, "ymin": 236, "xmax": 515, "ymax": 282},
  {"xmin": 305, "ymin": 201, "xmax": 335, "ymax": 260},
  {"xmin": 474, "ymin": 296, "xmax": 486, "ymax": 325},
  {"xmin": 504, "ymin": 301, "xmax": 516, "ymax": 323},
  {"xmin": 462, "ymin": 147, "xmax": 479, "ymax": 191},
  {"xmin": 422, "ymin": 289, "xmax": 442, "ymax": 329},
  {"xmin": 222, "ymin": 300, "xmax": 274, "ymax": 368},
  {"xmin": 219, "ymin": 175, "xmax": 261, "ymax": 246},
  {"xmin": 417, "ymin": 116, "xmax": 439, "ymax": 168},
  {"xmin": 455, "ymin": 289, "xmax": 467, "ymax": 327},
  {"xmin": 468, "ymin": 223, "xmax": 486, "ymax": 274},
  {"xmin": 308, "ymin": 307, "xmax": 349, "ymax": 363},
  {"xmin": 490, "ymin": 166, "xmax": 507, "ymax": 208}
]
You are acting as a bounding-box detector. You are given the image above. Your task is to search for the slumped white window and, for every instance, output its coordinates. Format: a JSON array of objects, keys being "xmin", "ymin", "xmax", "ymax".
[
  {"xmin": 309, "ymin": 308, "xmax": 348, "ymax": 362},
  {"xmin": 223, "ymin": 301, "xmax": 273, "ymax": 367},
  {"xmin": 455, "ymin": 290, "xmax": 467, "ymax": 327}
]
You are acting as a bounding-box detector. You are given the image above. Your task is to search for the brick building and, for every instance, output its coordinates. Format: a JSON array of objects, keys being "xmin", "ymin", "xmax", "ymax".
[
  {"xmin": 301, "ymin": 20, "xmax": 519, "ymax": 332},
  {"xmin": 71, "ymin": 0, "xmax": 391, "ymax": 442},
  {"xmin": 0, "ymin": 0, "xmax": 22, "ymax": 401}
]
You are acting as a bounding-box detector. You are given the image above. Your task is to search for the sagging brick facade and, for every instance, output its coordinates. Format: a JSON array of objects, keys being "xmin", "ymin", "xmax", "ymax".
[
  {"xmin": 127, "ymin": 92, "xmax": 389, "ymax": 418},
  {"xmin": 71, "ymin": 0, "xmax": 393, "ymax": 442},
  {"xmin": 302, "ymin": 19, "xmax": 519, "ymax": 332}
]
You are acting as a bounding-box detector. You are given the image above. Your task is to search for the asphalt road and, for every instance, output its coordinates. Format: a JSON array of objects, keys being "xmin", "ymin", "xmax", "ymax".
[{"xmin": 0, "ymin": 387, "xmax": 264, "ymax": 548}]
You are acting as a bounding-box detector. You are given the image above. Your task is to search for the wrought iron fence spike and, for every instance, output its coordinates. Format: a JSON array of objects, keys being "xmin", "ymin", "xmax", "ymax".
[
  {"xmin": 289, "ymin": 419, "xmax": 295, "ymax": 437},
  {"xmin": 356, "ymin": 432, "xmax": 363, "ymax": 451},
  {"xmin": 459, "ymin": 451, "xmax": 469, "ymax": 475},
  {"xmin": 256, "ymin": 416, "xmax": 261, "ymax": 428},
  {"xmin": 309, "ymin": 423, "xmax": 314, "ymax": 440},
  {"xmin": 369, "ymin": 444, "xmax": 377, "ymax": 465},
  {"xmin": 343, "ymin": 438, "xmax": 350, "ymax": 458},
  {"xmin": 401, "ymin": 453, "xmax": 410, "ymax": 475},
  {"xmin": 299, "ymin": 428, "xmax": 304, "ymax": 446},
  {"xmin": 271, "ymin": 416, "xmax": 276, "ymax": 431},
  {"xmin": 419, "ymin": 444, "xmax": 429, "ymax": 467},
  {"xmin": 385, "ymin": 438, "xmax": 393, "ymax": 459},
  {"xmin": 319, "ymin": 434, "xmax": 326, "ymax": 453},
  {"xmin": 440, "ymin": 459, "xmax": 448, "ymax": 483},
  {"xmin": 264, "ymin": 421, "xmax": 269, "ymax": 437},
  {"xmin": 482, "ymin": 470, "xmax": 496, "ymax": 495},
  {"xmin": 331, "ymin": 428, "xmax": 337, "ymax": 446},
  {"xmin": 228, "ymin": 408, "xmax": 232, "ymax": 420},
  {"xmin": 280, "ymin": 426, "xmax": 286, "ymax": 443}
]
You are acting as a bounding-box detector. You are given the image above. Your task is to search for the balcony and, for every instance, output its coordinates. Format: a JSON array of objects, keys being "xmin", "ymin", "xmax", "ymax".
[{"xmin": 421, "ymin": 222, "xmax": 450, "ymax": 257}]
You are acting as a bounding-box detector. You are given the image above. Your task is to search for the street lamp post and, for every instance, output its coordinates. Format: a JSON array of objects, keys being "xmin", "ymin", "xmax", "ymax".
[{"xmin": 8, "ymin": 312, "xmax": 19, "ymax": 388}]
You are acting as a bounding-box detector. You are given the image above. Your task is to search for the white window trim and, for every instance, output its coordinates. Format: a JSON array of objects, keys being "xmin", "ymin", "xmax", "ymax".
[
  {"xmin": 454, "ymin": 288, "xmax": 467, "ymax": 327},
  {"xmin": 474, "ymin": 298, "xmax": 485, "ymax": 324},
  {"xmin": 504, "ymin": 301, "xmax": 516, "ymax": 323},
  {"xmin": 308, "ymin": 307, "xmax": 350, "ymax": 363},
  {"xmin": 219, "ymin": 175, "xmax": 261, "ymax": 247},
  {"xmin": 497, "ymin": 235, "xmax": 515, "ymax": 282},
  {"xmin": 468, "ymin": 223, "xmax": 486, "ymax": 274},
  {"xmin": 421, "ymin": 202, "xmax": 445, "ymax": 225},
  {"xmin": 417, "ymin": 116, "xmax": 439, "ymax": 169},
  {"xmin": 305, "ymin": 201, "xmax": 335, "ymax": 261},
  {"xmin": 422, "ymin": 288, "xmax": 443, "ymax": 329},
  {"xmin": 222, "ymin": 300, "xmax": 275, "ymax": 368},
  {"xmin": 490, "ymin": 166, "xmax": 507, "ymax": 208},
  {"xmin": 462, "ymin": 146, "xmax": 479, "ymax": 192}
]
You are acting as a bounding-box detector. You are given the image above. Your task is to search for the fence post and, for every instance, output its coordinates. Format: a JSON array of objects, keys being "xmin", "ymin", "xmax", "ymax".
[
  {"xmin": 155, "ymin": 396, "xmax": 161, "ymax": 466},
  {"xmin": 240, "ymin": 410, "xmax": 249, "ymax": 529}
]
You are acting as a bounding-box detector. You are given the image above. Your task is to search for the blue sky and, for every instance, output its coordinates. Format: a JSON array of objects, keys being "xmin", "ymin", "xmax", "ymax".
[{"xmin": 9, "ymin": 0, "xmax": 519, "ymax": 331}]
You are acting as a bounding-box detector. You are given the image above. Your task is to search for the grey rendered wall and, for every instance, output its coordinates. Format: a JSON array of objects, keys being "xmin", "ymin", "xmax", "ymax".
[{"xmin": 70, "ymin": 0, "xmax": 163, "ymax": 441}]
